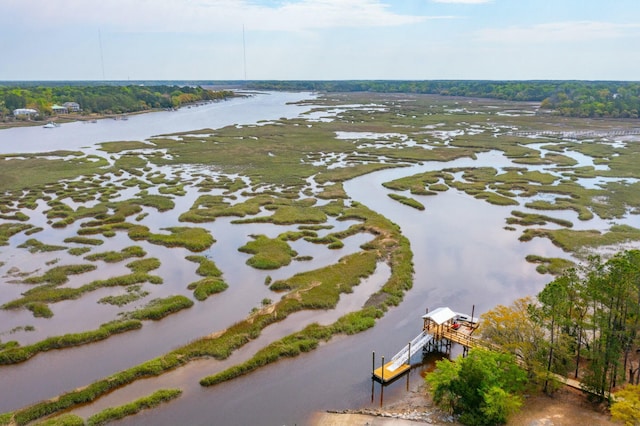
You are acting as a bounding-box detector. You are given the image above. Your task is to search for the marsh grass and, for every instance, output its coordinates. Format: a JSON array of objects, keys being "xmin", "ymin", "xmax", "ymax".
[
  {"xmin": 387, "ymin": 193, "xmax": 425, "ymax": 210},
  {"xmin": 3, "ymin": 272, "xmax": 162, "ymax": 311},
  {"xmin": 86, "ymin": 388, "xmax": 182, "ymax": 426},
  {"xmin": 185, "ymin": 255, "xmax": 222, "ymax": 277},
  {"xmin": 0, "ymin": 211, "xmax": 30, "ymax": 221},
  {"xmin": 0, "ymin": 193, "xmax": 413, "ymax": 426},
  {"xmin": 525, "ymin": 255, "xmax": 574, "ymax": 275},
  {"xmin": 113, "ymin": 155, "xmax": 148, "ymax": 173},
  {"xmin": 520, "ymin": 224, "xmax": 640, "ymax": 255},
  {"xmin": 68, "ymin": 247, "xmax": 92, "ymax": 256},
  {"xmin": 48, "ymin": 203, "xmax": 108, "ymax": 228},
  {"xmin": 24, "ymin": 302, "xmax": 53, "ymax": 318},
  {"xmin": 507, "ymin": 210, "xmax": 573, "ymax": 228},
  {"xmin": 317, "ymin": 182, "xmax": 348, "ymax": 199},
  {"xmin": 22, "ymin": 264, "xmax": 97, "ymax": 285},
  {"xmin": 85, "ymin": 246, "xmax": 146, "ymax": 263},
  {"xmin": 126, "ymin": 258, "xmax": 161, "ymax": 273},
  {"xmin": 0, "ymin": 223, "xmax": 33, "ymax": 246},
  {"xmin": 98, "ymin": 141, "xmax": 154, "ymax": 153},
  {"xmin": 0, "ymin": 197, "xmax": 413, "ymax": 424},
  {"xmin": 63, "ymin": 237, "xmax": 104, "ymax": 246},
  {"xmin": 383, "ymin": 170, "xmax": 448, "ymax": 195},
  {"xmin": 0, "ymin": 154, "xmax": 109, "ymax": 192},
  {"xmin": 18, "ymin": 239, "xmax": 67, "ymax": 253},
  {"xmin": 199, "ymin": 307, "xmax": 382, "ymax": 386},
  {"xmin": 76, "ymin": 202, "xmax": 142, "ymax": 229},
  {"xmin": 132, "ymin": 194, "xmax": 175, "ymax": 212},
  {"xmin": 32, "ymin": 413, "xmax": 84, "ymax": 426},
  {"xmin": 233, "ymin": 203, "xmax": 328, "ymax": 226},
  {"xmin": 268, "ymin": 249, "xmax": 376, "ymax": 293},
  {"xmin": 239, "ymin": 235, "xmax": 298, "ymax": 269},
  {"xmin": 474, "ymin": 191, "xmax": 520, "ymax": 206},
  {"xmin": 158, "ymin": 184, "xmax": 186, "ymax": 196},
  {"xmin": 126, "ymin": 296, "xmax": 194, "ymax": 321},
  {"xmin": 98, "ymin": 285, "xmax": 149, "ymax": 306},
  {"xmin": 185, "ymin": 256, "xmax": 227, "ymax": 300},
  {"xmin": 129, "ymin": 226, "xmax": 214, "ymax": 252},
  {"xmin": 187, "ymin": 278, "xmax": 228, "ymax": 301},
  {"xmin": 0, "ymin": 320, "xmax": 142, "ymax": 365}
]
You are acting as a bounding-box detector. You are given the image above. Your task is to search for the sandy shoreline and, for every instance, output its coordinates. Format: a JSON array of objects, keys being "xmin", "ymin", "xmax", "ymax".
[
  {"xmin": 307, "ymin": 385, "xmax": 615, "ymax": 426},
  {"xmin": 308, "ymin": 385, "xmax": 458, "ymax": 426},
  {"xmin": 311, "ymin": 412, "xmax": 448, "ymax": 425}
]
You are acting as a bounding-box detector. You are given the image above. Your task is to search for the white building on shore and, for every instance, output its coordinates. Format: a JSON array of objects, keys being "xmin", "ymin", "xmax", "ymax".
[{"xmin": 13, "ymin": 108, "xmax": 39, "ymax": 117}]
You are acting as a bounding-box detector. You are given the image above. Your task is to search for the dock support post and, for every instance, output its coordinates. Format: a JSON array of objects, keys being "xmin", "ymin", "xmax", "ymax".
[
  {"xmin": 407, "ymin": 342, "xmax": 411, "ymax": 367},
  {"xmin": 381, "ymin": 356, "xmax": 385, "ymax": 383},
  {"xmin": 372, "ymin": 351, "xmax": 375, "ymax": 376},
  {"xmin": 471, "ymin": 304, "xmax": 475, "ymax": 327}
]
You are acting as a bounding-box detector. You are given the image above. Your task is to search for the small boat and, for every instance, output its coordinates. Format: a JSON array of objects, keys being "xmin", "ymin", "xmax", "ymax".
[{"xmin": 43, "ymin": 122, "xmax": 60, "ymax": 128}]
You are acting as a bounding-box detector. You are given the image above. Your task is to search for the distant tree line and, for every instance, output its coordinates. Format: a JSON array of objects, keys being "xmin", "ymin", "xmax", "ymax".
[
  {"xmin": 0, "ymin": 85, "xmax": 233, "ymax": 117},
  {"xmin": 247, "ymin": 80, "xmax": 640, "ymax": 118}
]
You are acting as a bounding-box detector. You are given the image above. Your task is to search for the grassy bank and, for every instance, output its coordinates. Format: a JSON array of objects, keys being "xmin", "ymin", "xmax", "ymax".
[{"xmin": 0, "ymin": 320, "xmax": 142, "ymax": 365}]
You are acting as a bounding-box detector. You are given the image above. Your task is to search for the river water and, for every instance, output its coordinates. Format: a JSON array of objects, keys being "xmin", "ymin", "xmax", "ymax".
[
  {"xmin": 0, "ymin": 91, "xmax": 612, "ymax": 425},
  {"xmin": 0, "ymin": 92, "xmax": 310, "ymax": 154}
]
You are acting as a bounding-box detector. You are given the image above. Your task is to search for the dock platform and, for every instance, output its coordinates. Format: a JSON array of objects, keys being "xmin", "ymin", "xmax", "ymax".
[
  {"xmin": 372, "ymin": 362, "xmax": 412, "ymax": 383},
  {"xmin": 372, "ymin": 306, "xmax": 480, "ymax": 383}
]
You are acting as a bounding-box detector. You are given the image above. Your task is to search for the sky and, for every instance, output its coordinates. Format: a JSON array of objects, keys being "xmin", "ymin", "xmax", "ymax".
[{"xmin": 1, "ymin": 0, "xmax": 639, "ymax": 81}]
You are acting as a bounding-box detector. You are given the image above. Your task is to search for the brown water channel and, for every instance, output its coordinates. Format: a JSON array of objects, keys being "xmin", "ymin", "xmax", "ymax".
[{"xmin": 1, "ymin": 93, "xmax": 634, "ymax": 425}]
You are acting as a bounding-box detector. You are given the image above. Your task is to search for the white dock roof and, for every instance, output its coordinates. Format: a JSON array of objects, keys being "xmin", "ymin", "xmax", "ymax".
[{"xmin": 422, "ymin": 307, "xmax": 457, "ymax": 325}]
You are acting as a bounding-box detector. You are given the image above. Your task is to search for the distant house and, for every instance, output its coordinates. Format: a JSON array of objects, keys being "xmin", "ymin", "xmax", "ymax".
[
  {"xmin": 13, "ymin": 108, "xmax": 38, "ymax": 117},
  {"xmin": 51, "ymin": 104, "xmax": 68, "ymax": 114},
  {"xmin": 63, "ymin": 102, "xmax": 81, "ymax": 112}
]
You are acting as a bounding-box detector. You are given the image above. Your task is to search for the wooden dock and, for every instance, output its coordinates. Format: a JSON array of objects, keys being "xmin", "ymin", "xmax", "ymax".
[{"xmin": 372, "ymin": 307, "xmax": 480, "ymax": 383}]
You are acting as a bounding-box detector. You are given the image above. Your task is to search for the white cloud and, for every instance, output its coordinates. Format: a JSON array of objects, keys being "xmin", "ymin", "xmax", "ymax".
[
  {"xmin": 477, "ymin": 21, "xmax": 640, "ymax": 43},
  {"xmin": 3, "ymin": 0, "xmax": 446, "ymax": 33}
]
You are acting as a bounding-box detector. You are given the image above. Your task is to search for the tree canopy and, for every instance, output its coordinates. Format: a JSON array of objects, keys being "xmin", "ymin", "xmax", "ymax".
[
  {"xmin": 0, "ymin": 84, "xmax": 233, "ymax": 117},
  {"xmin": 478, "ymin": 250, "xmax": 640, "ymax": 400},
  {"xmin": 426, "ymin": 348, "xmax": 527, "ymax": 426}
]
